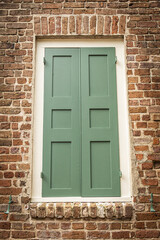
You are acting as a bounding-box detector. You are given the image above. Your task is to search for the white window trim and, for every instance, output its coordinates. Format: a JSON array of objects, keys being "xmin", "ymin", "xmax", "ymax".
[{"xmin": 32, "ymin": 39, "xmax": 132, "ymax": 203}]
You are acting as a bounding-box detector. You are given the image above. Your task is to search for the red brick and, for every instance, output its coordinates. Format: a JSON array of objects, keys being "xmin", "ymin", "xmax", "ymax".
[
  {"xmin": 82, "ymin": 16, "xmax": 89, "ymax": 34},
  {"xmin": 0, "ymin": 231, "xmax": 10, "ymax": 239},
  {"xmin": 0, "ymin": 155, "xmax": 22, "ymax": 162},
  {"xmin": 10, "ymin": 116, "xmax": 23, "ymax": 122},
  {"xmin": 48, "ymin": 223, "xmax": 59, "ymax": 230},
  {"xmin": 119, "ymin": 15, "xmax": 126, "ymax": 34},
  {"xmin": 10, "ymin": 214, "xmax": 29, "ymax": 221},
  {"xmin": 112, "ymin": 16, "xmax": 119, "ymax": 34},
  {"xmin": 0, "ymin": 164, "xmax": 8, "ymax": 170},
  {"xmin": 4, "ymin": 92, "xmax": 25, "ymax": 99},
  {"xmin": 0, "ymin": 147, "xmax": 9, "ymax": 154},
  {"xmin": 129, "ymin": 107, "xmax": 147, "ymax": 113},
  {"xmin": 145, "ymin": 91, "xmax": 160, "ymax": 98},
  {"xmin": 49, "ymin": 17, "xmax": 55, "ymax": 35},
  {"xmin": 15, "ymin": 172, "xmax": 25, "ymax": 178},
  {"xmin": 41, "ymin": 17, "xmax": 48, "ymax": 35},
  {"xmin": 69, "ymin": 16, "xmax": 75, "ymax": 34},
  {"xmin": 56, "ymin": 17, "xmax": 61, "ymax": 35},
  {"xmin": 12, "ymin": 231, "xmax": 35, "ymax": 239},
  {"xmin": 4, "ymin": 171, "xmax": 14, "ymax": 178},
  {"xmin": 112, "ymin": 231, "xmax": 130, "ymax": 239},
  {"xmin": 98, "ymin": 223, "xmax": 109, "ymax": 230},
  {"xmin": 13, "ymin": 139, "xmax": 22, "ymax": 146},
  {"xmin": 72, "ymin": 223, "xmax": 84, "ymax": 230},
  {"xmin": 0, "ymin": 180, "xmax": 11, "ymax": 187},
  {"xmin": 136, "ymin": 230, "xmax": 159, "ymax": 238},
  {"xmin": 0, "ymin": 222, "xmax": 10, "ymax": 229},
  {"xmin": 37, "ymin": 231, "xmax": 61, "ymax": 238},
  {"xmin": 104, "ymin": 16, "xmax": 111, "ymax": 34},
  {"xmin": 88, "ymin": 231, "xmax": 110, "ymax": 239},
  {"xmin": 146, "ymin": 222, "xmax": 157, "ymax": 229},
  {"xmin": 136, "ymin": 154, "xmax": 143, "ymax": 160},
  {"xmin": 36, "ymin": 222, "xmax": 47, "ymax": 230},
  {"xmin": 73, "ymin": 203, "xmax": 81, "ymax": 218},
  {"xmin": 97, "ymin": 16, "xmax": 104, "ymax": 35},
  {"xmin": 20, "ymin": 124, "xmax": 31, "ymax": 130},
  {"xmin": 110, "ymin": 222, "xmax": 121, "ymax": 230},
  {"xmin": 0, "ymin": 188, "xmax": 21, "ymax": 195},
  {"xmin": 142, "ymin": 179, "xmax": 158, "ymax": 186},
  {"xmin": 86, "ymin": 222, "xmax": 97, "ymax": 230},
  {"xmin": 137, "ymin": 122, "xmax": 147, "ymax": 128},
  {"xmin": 61, "ymin": 222, "xmax": 71, "ymax": 230},
  {"xmin": 76, "ymin": 16, "xmax": 82, "ymax": 35},
  {"xmin": 135, "ymin": 222, "xmax": 145, "ymax": 229},
  {"xmin": 148, "ymin": 154, "xmax": 160, "ymax": 161},
  {"xmin": 142, "ymin": 162, "xmax": 153, "ymax": 170},
  {"xmin": 150, "ymin": 187, "xmax": 160, "ymax": 194},
  {"xmin": 122, "ymin": 223, "xmax": 131, "ymax": 229},
  {"xmin": 90, "ymin": 16, "xmax": 96, "ymax": 35}
]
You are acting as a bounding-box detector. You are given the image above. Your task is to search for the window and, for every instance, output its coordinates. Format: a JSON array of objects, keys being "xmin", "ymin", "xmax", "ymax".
[
  {"xmin": 32, "ymin": 40, "xmax": 131, "ymax": 202},
  {"xmin": 42, "ymin": 48, "xmax": 120, "ymax": 197}
]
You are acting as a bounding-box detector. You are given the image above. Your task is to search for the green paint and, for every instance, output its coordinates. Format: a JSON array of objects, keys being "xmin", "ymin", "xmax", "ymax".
[
  {"xmin": 42, "ymin": 48, "xmax": 81, "ymax": 197},
  {"xmin": 81, "ymin": 48, "xmax": 120, "ymax": 197},
  {"xmin": 42, "ymin": 48, "xmax": 120, "ymax": 197}
]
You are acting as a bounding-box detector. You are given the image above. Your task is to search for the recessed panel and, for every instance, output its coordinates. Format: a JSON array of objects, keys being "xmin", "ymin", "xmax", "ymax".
[
  {"xmin": 52, "ymin": 56, "xmax": 71, "ymax": 96},
  {"xmin": 90, "ymin": 141, "xmax": 111, "ymax": 189},
  {"xmin": 89, "ymin": 55, "xmax": 108, "ymax": 96},
  {"xmin": 51, "ymin": 142, "xmax": 71, "ymax": 188},
  {"xmin": 90, "ymin": 109, "xmax": 109, "ymax": 128},
  {"xmin": 52, "ymin": 110, "xmax": 71, "ymax": 129}
]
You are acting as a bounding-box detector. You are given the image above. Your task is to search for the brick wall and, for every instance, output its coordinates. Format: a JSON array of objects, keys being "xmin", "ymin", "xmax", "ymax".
[{"xmin": 0, "ymin": 0, "xmax": 160, "ymax": 239}]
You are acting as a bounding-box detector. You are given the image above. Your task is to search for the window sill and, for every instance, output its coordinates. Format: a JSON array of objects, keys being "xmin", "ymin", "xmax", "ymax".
[
  {"xmin": 31, "ymin": 196, "xmax": 132, "ymax": 203},
  {"xmin": 30, "ymin": 201, "xmax": 133, "ymax": 220}
]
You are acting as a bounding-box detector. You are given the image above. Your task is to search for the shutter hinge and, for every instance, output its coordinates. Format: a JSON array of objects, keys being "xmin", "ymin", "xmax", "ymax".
[
  {"xmin": 119, "ymin": 170, "xmax": 122, "ymax": 178},
  {"xmin": 115, "ymin": 56, "xmax": 117, "ymax": 64},
  {"xmin": 43, "ymin": 57, "xmax": 46, "ymax": 65},
  {"xmin": 40, "ymin": 172, "xmax": 44, "ymax": 178}
]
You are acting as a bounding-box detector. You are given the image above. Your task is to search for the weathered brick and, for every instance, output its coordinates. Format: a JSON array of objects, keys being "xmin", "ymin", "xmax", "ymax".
[
  {"xmin": 72, "ymin": 223, "xmax": 84, "ymax": 230},
  {"xmin": 37, "ymin": 231, "xmax": 61, "ymax": 238},
  {"xmin": 88, "ymin": 231, "xmax": 110, "ymax": 239},
  {"xmin": 90, "ymin": 16, "xmax": 96, "ymax": 35},
  {"xmin": 0, "ymin": 231, "xmax": 10, "ymax": 239},
  {"xmin": 12, "ymin": 231, "xmax": 35, "ymax": 239},
  {"xmin": 10, "ymin": 214, "xmax": 29, "ymax": 221},
  {"xmin": 48, "ymin": 222, "xmax": 59, "ymax": 230},
  {"xmin": 86, "ymin": 222, "xmax": 97, "ymax": 230},
  {"xmin": 0, "ymin": 180, "xmax": 11, "ymax": 187},
  {"xmin": 112, "ymin": 231, "xmax": 130, "ymax": 239},
  {"xmin": 136, "ymin": 230, "xmax": 159, "ymax": 238},
  {"xmin": 62, "ymin": 231, "xmax": 86, "ymax": 239},
  {"xmin": 0, "ymin": 155, "xmax": 22, "ymax": 162},
  {"xmin": 142, "ymin": 179, "xmax": 158, "ymax": 186},
  {"xmin": 61, "ymin": 222, "xmax": 71, "ymax": 230},
  {"xmin": 0, "ymin": 222, "xmax": 10, "ymax": 229},
  {"xmin": 112, "ymin": 16, "xmax": 119, "ymax": 34}
]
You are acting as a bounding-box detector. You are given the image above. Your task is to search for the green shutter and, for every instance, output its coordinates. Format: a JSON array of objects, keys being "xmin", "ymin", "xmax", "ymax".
[
  {"xmin": 42, "ymin": 47, "xmax": 120, "ymax": 197},
  {"xmin": 81, "ymin": 48, "xmax": 120, "ymax": 197},
  {"xmin": 42, "ymin": 48, "xmax": 81, "ymax": 197}
]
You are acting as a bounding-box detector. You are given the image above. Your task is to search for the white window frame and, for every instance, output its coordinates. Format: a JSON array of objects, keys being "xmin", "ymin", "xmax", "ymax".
[{"xmin": 32, "ymin": 39, "xmax": 132, "ymax": 202}]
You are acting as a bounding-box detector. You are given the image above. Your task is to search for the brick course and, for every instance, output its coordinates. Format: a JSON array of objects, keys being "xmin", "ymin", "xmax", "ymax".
[{"xmin": 0, "ymin": 0, "xmax": 160, "ymax": 239}]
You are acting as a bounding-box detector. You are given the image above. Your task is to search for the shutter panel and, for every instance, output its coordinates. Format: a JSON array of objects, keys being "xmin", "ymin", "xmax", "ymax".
[
  {"xmin": 42, "ymin": 48, "xmax": 81, "ymax": 197},
  {"xmin": 81, "ymin": 48, "xmax": 120, "ymax": 197}
]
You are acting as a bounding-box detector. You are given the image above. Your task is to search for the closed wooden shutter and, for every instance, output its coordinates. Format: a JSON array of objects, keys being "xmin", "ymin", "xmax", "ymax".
[
  {"xmin": 81, "ymin": 48, "xmax": 120, "ymax": 197},
  {"xmin": 42, "ymin": 47, "xmax": 120, "ymax": 197},
  {"xmin": 42, "ymin": 48, "xmax": 81, "ymax": 197}
]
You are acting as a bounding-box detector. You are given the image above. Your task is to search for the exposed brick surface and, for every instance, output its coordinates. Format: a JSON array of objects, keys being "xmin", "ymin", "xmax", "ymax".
[{"xmin": 0, "ymin": 0, "xmax": 160, "ymax": 239}]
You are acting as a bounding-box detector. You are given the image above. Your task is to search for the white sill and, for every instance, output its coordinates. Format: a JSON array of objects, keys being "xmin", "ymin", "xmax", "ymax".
[{"xmin": 31, "ymin": 196, "xmax": 132, "ymax": 203}]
